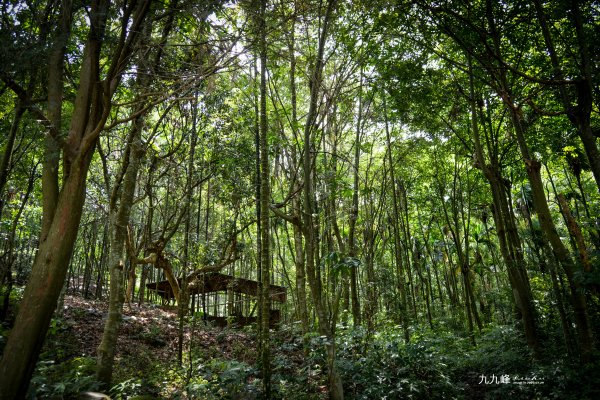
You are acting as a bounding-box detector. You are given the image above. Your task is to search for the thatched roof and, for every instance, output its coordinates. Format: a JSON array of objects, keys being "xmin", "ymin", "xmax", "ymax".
[{"xmin": 146, "ymin": 271, "xmax": 287, "ymax": 303}]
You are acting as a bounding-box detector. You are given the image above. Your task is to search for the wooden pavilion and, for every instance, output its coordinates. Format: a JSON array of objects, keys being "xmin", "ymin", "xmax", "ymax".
[{"xmin": 146, "ymin": 271, "xmax": 286, "ymax": 327}]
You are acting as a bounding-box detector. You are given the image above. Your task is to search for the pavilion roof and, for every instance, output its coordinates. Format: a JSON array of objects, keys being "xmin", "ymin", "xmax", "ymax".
[{"xmin": 146, "ymin": 271, "xmax": 287, "ymax": 303}]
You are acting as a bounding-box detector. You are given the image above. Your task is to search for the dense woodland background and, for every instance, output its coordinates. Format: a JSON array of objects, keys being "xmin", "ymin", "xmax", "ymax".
[{"xmin": 0, "ymin": 0, "xmax": 599, "ymax": 399}]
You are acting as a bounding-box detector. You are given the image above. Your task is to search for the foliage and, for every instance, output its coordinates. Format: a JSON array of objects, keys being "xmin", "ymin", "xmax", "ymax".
[
  {"xmin": 12, "ymin": 295, "xmax": 600, "ymax": 400},
  {"xmin": 110, "ymin": 377, "xmax": 145, "ymax": 400},
  {"xmin": 334, "ymin": 323, "xmax": 599, "ymax": 400},
  {"xmin": 156, "ymin": 359, "xmax": 261, "ymax": 400},
  {"xmin": 0, "ymin": 0, "xmax": 599, "ymax": 398},
  {"xmin": 29, "ymin": 357, "xmax": 101, "ymax": 399},
  {"xmin": 336, "ymin": 326, "xmax": 461, "ymax": 399}
]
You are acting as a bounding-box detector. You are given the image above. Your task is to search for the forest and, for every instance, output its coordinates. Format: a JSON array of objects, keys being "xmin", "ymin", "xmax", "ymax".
[{"xmin": 0, "ymin": 0, "xmax": 599, "ymax": 399}]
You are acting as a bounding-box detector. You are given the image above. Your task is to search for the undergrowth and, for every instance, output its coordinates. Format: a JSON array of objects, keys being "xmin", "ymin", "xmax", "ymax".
[{"xmin": 20, "ymin": 307, "xmax": 600, "ymax": 400}]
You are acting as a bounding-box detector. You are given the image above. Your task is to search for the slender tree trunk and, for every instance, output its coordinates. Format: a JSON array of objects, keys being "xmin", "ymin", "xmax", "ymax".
[
  {"xmin": 257, "ymin": 0, "xmax": 271, "ymax": 395},
  {"xmin": 96, "ymin": 2, "xmax": 177, "ymax": 381},
  {"xmin": 416, "ymin": 207, "xmax": 445, "ymax": 312},
  {"xmin": 178, "ymin": 93, "xmax": 198, "ymax": 365},
  {"xmin": 383, "ymin": 97, "xmax": 410, "ymax": 341},
  {"xmin": 546, "ymin": 242, "xmax": 578, "ymax": 357},
  {"xmin": 0, "ymin": 163, "xmax": 36, "ymax": 321},
  {"xmin": 467, "ymin": 59, "xmax": 540, "ymax": 356},
  {"xmin": 96, "ymin": 225, "xmax": 109, "ymax": 299},
  {"xmin": 83, "ymin": 222, "xmax": 97, "ymax": 299},
  {"xmin": 96, "ymin": 115, "xmax": 146, "ymax": 387},
  {"xmin": 300, "ymin": 1, "xmax": 343, "ymax": 398},
  {"xmin": 0, "ymin": 105, "xmax": 25, "ymax": 216},
  {"xmin": 483, "ymin": 0, "xmax": 593, "ymax": 361},
  {"xmin": 139, "ymin": 161, "xmax": 157, "ymax": 305},
  {"xmin": 363, "ymin": 220, "xmax": 377, "ymax": 330},
  {"xmin": 287, "ymin": 12, "xmax": 309, "ymax": 333},
  {"xmin": 399, "ymin": 184, "xmax": 418, "ymax": 321},
  {"xmin": 413, "ymin": 241, "xmax": 433, "ymax": 329},
  {"xmin": 292, "ymin": 210, "xmax": 308, "ymax": 330},
  {"xmin": 348, "ymin": 70, "xmax": 363, "ymax": 327}
]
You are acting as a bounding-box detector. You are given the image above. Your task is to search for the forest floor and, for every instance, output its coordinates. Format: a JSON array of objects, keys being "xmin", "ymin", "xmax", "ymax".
[
  {"xmin": 27, "ymin": 293, "xmax": 322, "ymax": 399},
  {"xmin": 1, "ymin": 292, "xmax": 597, "ymax": 399},
  {"xmin": 55, "ymin": 294, "xmax": 259, "ymax": 367}
]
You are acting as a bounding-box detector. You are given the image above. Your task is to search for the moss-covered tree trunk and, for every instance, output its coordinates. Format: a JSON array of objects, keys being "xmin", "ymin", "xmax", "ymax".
[
  {"xmin": 96, "ymin": 115, "xmax": 145, "ymax": 387},
  {"xmin": 0, "ymin": 2, "xmax": 150, "ymax": 397},
  {"xmin": 0, "ymin": 1, "xmax": 108, "ymax": 396},
  {"xmin": 257, "ymin": 0, "xmax": 271, "ymax": 396},
  {"xmin": 0, "ymin": 150, "xmax": 94, "ymax": 400}
]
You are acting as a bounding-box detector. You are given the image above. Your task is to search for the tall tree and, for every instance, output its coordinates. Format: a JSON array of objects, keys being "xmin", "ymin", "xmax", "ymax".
[
  {"xmin": 300, "ymin": 1, "xmax": 344, "ymax": 398},
  {"xmin": 257, "ymin": 0, "xmax": 272, "ymax": 396},
  {"xmin": 95, "ymin": 0, "xmax": 185, "ymax": 384},
  {"xmin": 0, "ymin": 1, "xmax": 151, "ymax": 397},
  {"xmin": 383, "ymin": 95, "xmax": 410, "ymax": 342}
]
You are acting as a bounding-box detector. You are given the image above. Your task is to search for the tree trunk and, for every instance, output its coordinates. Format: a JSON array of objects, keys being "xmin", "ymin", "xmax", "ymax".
[
  {"xmin": 96, "ymin": 127, "xmax": 145, "ymax": 386},
  {"xmin": 300, "ymin": 1, "xmax": 343, "ymax": 399},
  {"xmin": 287, "ymin": 11, "xmax": 309, "ymax": 333},
  {"xmin": 383, "ymin": 97, "xmax": 410, "ymax": 341},
  {"xmin": 179, "ymin": 90, "xmax": 198, "ymax": 365},
  {"xmin": 292, "ymin": 210, "xmax": 308, "ymax": 331},
  {"xmin": 0, "ymin": 105, "xmax": 24, "ymax": 216},
  {"xmin": 82, "ymin": 222, "xmax": 97, "ymax": 299},
  {"xmin": 40, "ymin": 0, "xmax": 72, "ymax": 243},
  {"xmin": 400, "ymin": 184, "xmax": 418, "ymax": 322},
  {"xmin": 484, "ymin": 0, "xmax": 593, "ymax": 361},
  {"xmin": 0, "ymin": 1, "xmax": 151, "ymax": 396},
  {"xmin": 0, "ymin": 151, "xmax": 94, "ymax": 399},
  {"xmin": 467, "ymin": 58, "xmax": 540, "ymax": 356},
  {"xmin": 348, "ymin": 69, "xmax": 363, "ymax": 327},
  {"xmin": 257, "ymin": 0, "xmax": 271, "ymax": 395},
  {"xmin": 557, "ymin": 194, "xmax": 592, "ymax": 273}
]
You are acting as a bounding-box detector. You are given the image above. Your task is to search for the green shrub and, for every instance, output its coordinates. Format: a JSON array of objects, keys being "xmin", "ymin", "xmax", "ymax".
[
  {"xmin": 336, "ymin": 326, "xmax": 462, "ymax": 399},
  {"xmin": 29, "ymin": 356, "xmax": 101, "ymax": 399},
  {"xmin": 189, "ymin": 359, "xmax": 259, "ymax": 399}
]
